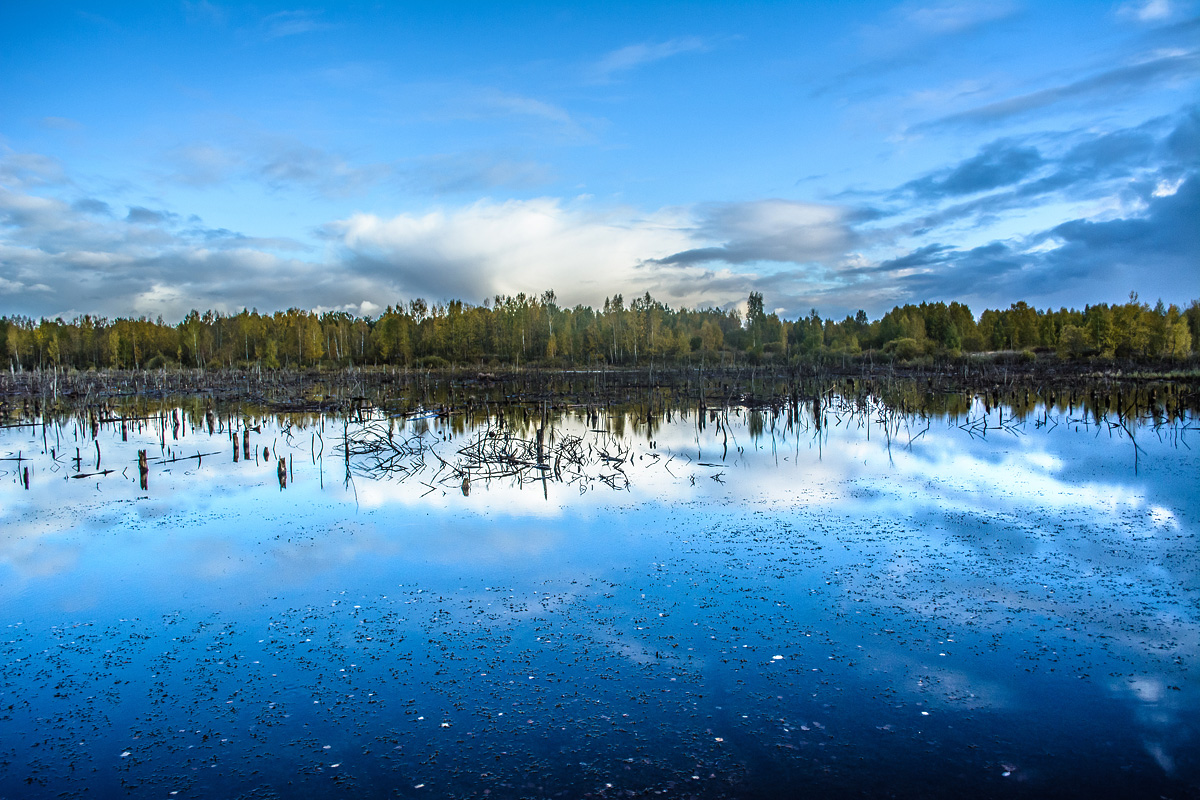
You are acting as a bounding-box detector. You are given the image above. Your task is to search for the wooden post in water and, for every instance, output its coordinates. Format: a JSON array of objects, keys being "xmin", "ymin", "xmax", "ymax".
[
  {"xmin": 242, "ymin": 429, "xmax": 250, "ymax": 461},
  {"xmin": 277, "ymin": 457, "xmax": 287, "ymax": 489},
  {"xmin": 138, "ymin": 449, "xmax": 148, "ymax": 491}
]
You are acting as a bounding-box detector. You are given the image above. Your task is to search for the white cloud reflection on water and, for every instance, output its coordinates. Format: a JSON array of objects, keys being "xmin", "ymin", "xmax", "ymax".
[{"xmin": 1, "ymin": 402, "xmax": 1197, "ymax": 785}]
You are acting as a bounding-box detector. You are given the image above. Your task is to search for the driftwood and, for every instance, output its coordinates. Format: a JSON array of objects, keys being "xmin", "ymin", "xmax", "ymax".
[{"xmin": 340, "ymin": 411, "xmax": 634, "ymax": 493}]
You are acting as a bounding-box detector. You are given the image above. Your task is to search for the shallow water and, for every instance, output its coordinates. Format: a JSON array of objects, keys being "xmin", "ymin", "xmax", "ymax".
[{"xmin": 1, "ymin": 399, "xmax": 1197, "ymax": 799}]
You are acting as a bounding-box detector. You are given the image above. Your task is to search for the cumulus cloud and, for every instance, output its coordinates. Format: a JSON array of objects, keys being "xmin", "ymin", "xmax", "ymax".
[
  {"xmin": 0, "ymin": 178, "xmax": 335, "ymax": 320},
  {"xmin": 332, "ymin": 198, "xmax": 699, "ymax": 307}
]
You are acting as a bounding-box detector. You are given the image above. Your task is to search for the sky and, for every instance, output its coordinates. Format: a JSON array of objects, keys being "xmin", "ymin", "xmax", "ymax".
[{"xmin": 1, "ymin": 0, "xmax": 1197, "ymax": 323}]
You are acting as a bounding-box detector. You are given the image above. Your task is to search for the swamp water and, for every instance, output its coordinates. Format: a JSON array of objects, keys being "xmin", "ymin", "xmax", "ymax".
[{"xmin": 0, "ymin": 397, "xmax": 1197, "ymax": 799}]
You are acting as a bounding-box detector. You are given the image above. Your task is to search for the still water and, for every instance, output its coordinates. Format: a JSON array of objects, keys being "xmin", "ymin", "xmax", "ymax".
[{"xmin": 1, "ymin": 398, "xmax": 1196, "ymax": 799}]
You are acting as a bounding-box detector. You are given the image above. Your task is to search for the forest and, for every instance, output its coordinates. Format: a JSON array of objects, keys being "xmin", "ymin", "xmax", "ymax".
[{"xmin": 2, "ymin": 291, "xmax": 1197, "ymax": 372}]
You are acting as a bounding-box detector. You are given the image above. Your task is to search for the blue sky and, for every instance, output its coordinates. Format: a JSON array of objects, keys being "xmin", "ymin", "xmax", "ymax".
[{"xmin": 1, "ymin": 0, "xmax": 1197, "ymax": 322}]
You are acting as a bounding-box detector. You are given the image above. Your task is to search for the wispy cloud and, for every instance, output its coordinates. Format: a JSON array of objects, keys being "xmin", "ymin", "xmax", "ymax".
[
  {"xmin": 653, "ymin": 199, "xmax": 858, "ymax": 267},
  {"xmin": 159, "ymin": 138, "xmax": 390, "ymax": 198},
  {"xmin": 39, "ymin": 116, "xmax": 82, "ymax": 131},
  {"xmin": 260, "ymin": 9, "xmax": 330, "ymax": 40},
  {"xmin": 182, "ymin": 0, "xmax": 227, "ymax": 26},
  {"xmin": 920, "ymin": 50, "xmax": 1200, "ymax": 129},
  {"xmin": 1117, "ymin": 0, "xmax": 1176, "ymax": 23},
  {"xmin": 474, "ymin": 90, "xmax": 576, "ymax": 125},
  {"xmin": 899, "ymin": 139, "xmax": 1044, "ymax": 199},
  {"xmin": 897, "ymin": 0, "xmax": 1023, "ymax": 36},
  {"xmin": 126, "ymin": 206, "xmax": 179, "ymax": 226},
  {"xmin": 0, "ymin": 148, "xmax": 68, "ymax": 188},
  {"xmin": 813, "ymin": 2, "xmax": 1021, "ymax": 98},
  {"xmin": 428, "ymin": 88, "xmax": 596, "ymax": 142},
  {"xmin": 402, "ymin": 153, "xmax": 556, "ymax": 194},
  {"xmin": 257, "ymin": 142, "xmax": 389, "ymax": 197},
  {"xmin": 162, "ymin": 143, "xmax": 242, "ymax": 187},
  {"xmin": 590, "ymin": 37, "xmax": 709, "ymax": 82}
]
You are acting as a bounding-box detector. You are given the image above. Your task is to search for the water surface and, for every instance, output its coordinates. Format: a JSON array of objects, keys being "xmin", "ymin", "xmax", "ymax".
[{"xmin": 1, "ymin": 398, "xmax": 1196, "ymax": 798}]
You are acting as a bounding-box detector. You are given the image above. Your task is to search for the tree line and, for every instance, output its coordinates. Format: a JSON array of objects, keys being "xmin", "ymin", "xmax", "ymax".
[{"xmin": 2, "ymin": 290, "xmax": 1196, "ymax": 371}]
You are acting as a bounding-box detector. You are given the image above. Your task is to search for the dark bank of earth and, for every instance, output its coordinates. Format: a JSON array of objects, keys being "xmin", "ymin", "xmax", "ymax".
[{"xmin": 2, "ymin": 359, "xmax": 1198, "ymax": 419}]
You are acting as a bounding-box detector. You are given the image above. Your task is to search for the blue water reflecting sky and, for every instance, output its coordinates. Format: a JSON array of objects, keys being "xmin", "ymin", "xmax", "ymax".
[{"xmin": 1, "ymin": 401, "xmax": 1196, "ymax": 798}]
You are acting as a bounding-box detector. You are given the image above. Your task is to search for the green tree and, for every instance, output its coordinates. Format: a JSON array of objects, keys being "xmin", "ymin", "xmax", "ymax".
[{"xmin": 1057, "ymin": 324, "xmax": 1089, "ymax": 359}]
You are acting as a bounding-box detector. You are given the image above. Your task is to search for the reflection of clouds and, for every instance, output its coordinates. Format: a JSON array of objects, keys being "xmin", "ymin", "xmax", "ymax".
[
  {"xmin": 1113, "ymin": 675, "xmax": 1189, "ymax": 777},
  {"xmin": 0, "ymin": 502, "xmax": 85, "ymax": 584},
  {"xmin": 2, "ymin": 404, "xmax": 1198, "ymax": 780},
  {"xmin": 866, "ymin": 648, "xmax": 1018, "ymax": 711},
  {"xmin": 1149, "ymin": 505, "xmax": 1178, "ymax": 530}
]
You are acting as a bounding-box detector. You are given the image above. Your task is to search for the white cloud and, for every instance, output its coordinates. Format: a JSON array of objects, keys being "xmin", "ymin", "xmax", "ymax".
[
  {"xmin": 402, "ymin": 152, "xmax": 556, "ymax": 194},
  {"xmin": 182, "ymin": 0, "xmax": 227, "ymax": 26},
  {"xmin": 429, "ymin": 88, "xmax": 596, "ymax": 142},
  {"xmin": 591, "ymin": 37, "xmax": 709, "ymax": 82},
  {"xmin": 1117, "ymin": 0, "xmax": 1174, "ymax": 22},
  {"xmin": 856, "ymin": 0, "xmax": 1021, "ymax": 56},
  {"xmin": 40, "ymin": 116, "xmax": 82, "ymax": 131},
  {"xmin": 653, "ymin": 199, "xmax": 859, "ymax": 267},
  {"xmin": 261, "ymin": 9, "xmax": 330, "ymax": 39},
  {"xmin": 0, "ymin": 276, "xmax": 28, "ymax": 294},
  {"xmin": 164, "ymin": 143, "xmax": 243, "ymax": 187},
  {"xmin": 258, "ymin": 142, "xmax": 388, "ymax": 197},
  {"xmin": 900, "ymin": 0, "xmax": 1022, "ymax": 35},
  {"xmin": 334, "ymin": 197, "xmax": 700, "ymax": 307},
  {"xmin": 0, "ymin": 148, "xmax": 68, "ymax": 188},
  {"xmin": 160, "ymin": 138, "xmax": 389, "ymax": 198}
]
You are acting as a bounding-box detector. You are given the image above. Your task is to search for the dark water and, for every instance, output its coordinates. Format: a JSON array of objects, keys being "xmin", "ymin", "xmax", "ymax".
[{"xmin": 1, "ymin": 399, "xmax": 1196, "ymax": 799}]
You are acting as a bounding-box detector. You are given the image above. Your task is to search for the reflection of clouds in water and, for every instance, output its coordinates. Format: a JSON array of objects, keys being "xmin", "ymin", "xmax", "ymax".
[
  {"xmin": 1149, "ymin": 505, "xmax": 1178, "ymax": 530},
  {"xmin": 0, "ymin": 502, "xmax": 86, "ymax": 583},
  {"xmin": 1114, "ymin": 675, "xmax": 1188, "ymax": 777},
  {"xmin": 1, "ymin": 404, "xmax": 1197, "ymax": 788},
  {"xmin": 863, "ymin": 647, "xmax": 1018, "ymax": 711}
]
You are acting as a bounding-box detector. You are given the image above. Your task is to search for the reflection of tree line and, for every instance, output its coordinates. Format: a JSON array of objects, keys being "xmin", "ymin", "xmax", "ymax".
[
  {"xmin": 7, "ymin": 377, "xmax": 1191, "ymax": 494},
  {"xmin": 3, "ymin": 365, "xmax": 1197, "ymax": 438},
  {"xmin": 2, "ymin": 290, "xmax": 1196, "ymax": 371}
]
